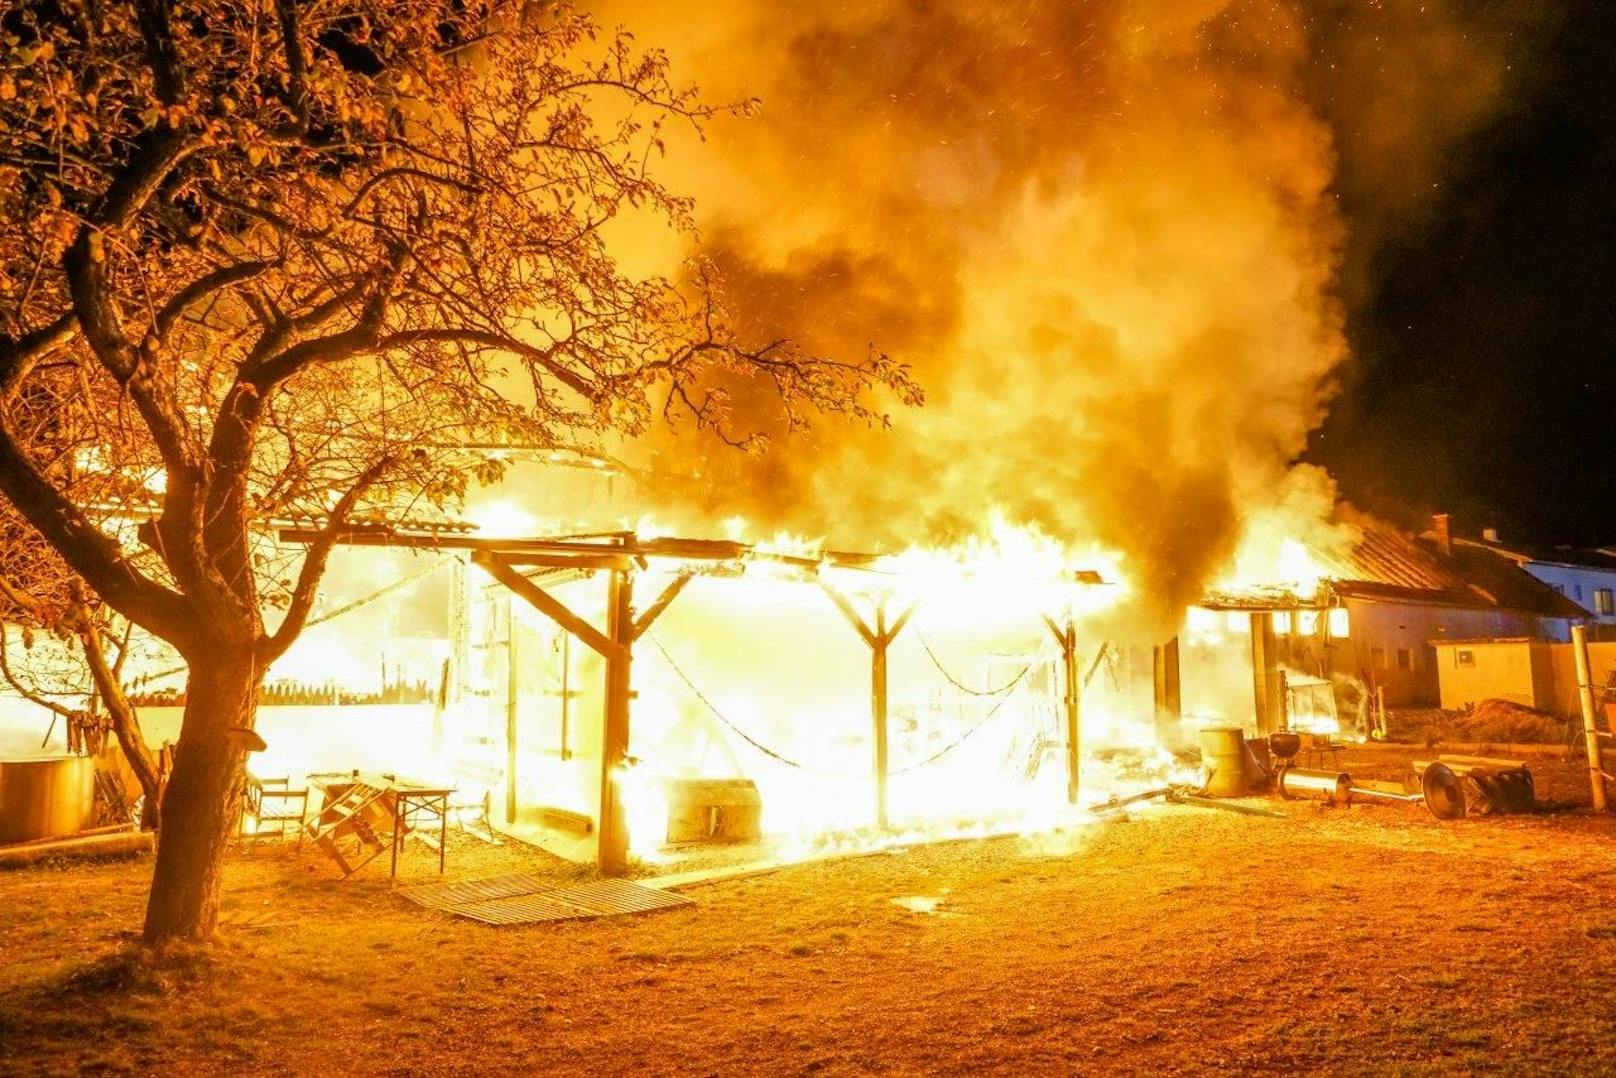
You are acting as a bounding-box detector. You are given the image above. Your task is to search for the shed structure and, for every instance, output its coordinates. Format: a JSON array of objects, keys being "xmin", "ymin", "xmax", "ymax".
[{"xmin": 281, "ymin": 525, "xmax": 1102, "ymax": 874}]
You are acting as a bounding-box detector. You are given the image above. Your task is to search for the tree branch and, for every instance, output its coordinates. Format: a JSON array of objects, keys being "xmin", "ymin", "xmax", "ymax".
[
  {"xmin": 0, "ymin": 313, "xmax": 77, "ymax": 403},
  {"xmin": 0, "ymin": 621, "xmax": 79, "ymax": 721},
  {"xmin": 156, "ymin": 260, "xmax": 279, "ymax": 341},
  {"xmin": 0, "ymin": 420, "xmax": 197, "ymax": 650},
  {"xmin": 260, "ymin": 454, "xmax": 398, "ymax": 663}
]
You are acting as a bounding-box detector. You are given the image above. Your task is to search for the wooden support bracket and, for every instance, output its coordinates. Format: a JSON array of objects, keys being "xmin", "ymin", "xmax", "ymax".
[
  {"xmin": 631, "ymin": 572, "xmax": 693, "ymax": 642},
  {"xmin": 472, "ymin": 550, "xmax": 625, "ymax": 662}
]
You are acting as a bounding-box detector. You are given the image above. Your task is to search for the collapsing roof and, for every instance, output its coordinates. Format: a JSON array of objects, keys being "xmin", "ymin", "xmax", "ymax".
[{"xmin": 1207, "ymin": 512, "xmax": 1586, "ymax": 620}]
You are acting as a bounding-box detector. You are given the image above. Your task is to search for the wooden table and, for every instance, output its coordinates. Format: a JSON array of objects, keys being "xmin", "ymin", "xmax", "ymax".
[
  {"xmin": 390, "ymin": 784, "xmax": 454, "ymax": 879},
  {"xmin": 307, "ymin": 773, "xmax": 455, "ymax": 880}
]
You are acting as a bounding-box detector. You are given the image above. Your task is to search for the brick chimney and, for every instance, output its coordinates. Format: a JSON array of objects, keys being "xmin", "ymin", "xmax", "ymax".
[{"xmin": 1430, "ymin": 513, "xmax": 1452, "ymax": 557}]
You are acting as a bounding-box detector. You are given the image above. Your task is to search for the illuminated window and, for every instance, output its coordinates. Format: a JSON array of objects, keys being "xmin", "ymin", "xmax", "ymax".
[
  {"xmin": 1298, "ymin": 610, "xmax": 1320, "ymax": 636},
  {"xmin": 1272, "ymin": 610, "xmax": 1293, "ymax": 634},
  {"xmin": 1597, "ymin": 589, "xmax": 1615, "ymax": 616},
  {"xmin": 1227, "ymin": 611, "xmax": 1251, "ymax": 633},
  {"xmin": 1327, "ymin": 608, "xmax": 1350, "ymax": 638},
  {"xmin": 1456, "ymin": 649, "xmax": 1475, "ymax": 668}
]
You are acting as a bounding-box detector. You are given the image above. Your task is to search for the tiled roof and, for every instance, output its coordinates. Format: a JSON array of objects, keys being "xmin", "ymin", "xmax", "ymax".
[
  {"xmin": 1324, "ymin": 513, "xmax": 1586, "ymax": 618},
  {"xmin": 1453, "ymin": 536, "xmax": 1616, "ymax": 572},
  {"xmin": 1210, "ymin": 508, "xmax": 1587, "ymax": 620}
]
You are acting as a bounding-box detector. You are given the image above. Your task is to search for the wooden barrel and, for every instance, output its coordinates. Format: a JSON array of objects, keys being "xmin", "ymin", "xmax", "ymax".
[{"xmin": 0, "ymin": 755, "xmax": 95, "ymax": 846}]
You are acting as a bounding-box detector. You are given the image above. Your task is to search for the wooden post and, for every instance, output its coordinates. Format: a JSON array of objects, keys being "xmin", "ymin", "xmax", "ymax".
[
  {"xmin": 471, "ymin": 551, "xmax": 672, "ymax": 875},
  {"xmin": 1043, "ymin": 617, "xmax": 1081, "ymax": 805},
  {"xmin": 505, "ymin": 596, "xmax": 519, "ymax": 825},
  {"xmin": 1250, "ymin": 612, "xmax": 1280, "ymax": 734},
  {"xmin": 1153, "ymin": 637, "xmax": 1181, "ymax": 740},
  {"xmin": 820, "ymin": 582, "xmax": 914, "ymax": 830},
  {"xmin": 599, "ymin": 569, "xmax": 634, "ymax": 876},
  {"xmin": 871, "ymin": 603, "xmax": 891, "ymax": 830},
  {"xmin": 1061, "ymin": 623, "xmax": 1080, "ymax": 805},
  {"xmin": 1574, "ymin": 624, "xmax": 1608, "ymax": 812}
]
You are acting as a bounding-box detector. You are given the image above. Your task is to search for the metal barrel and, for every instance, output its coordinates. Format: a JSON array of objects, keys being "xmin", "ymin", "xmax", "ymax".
[
  {"xmin": 1279, "ymin": 767, "xmax": 1351, "ymax": 804},
  {"xmin": 1199, "ymin": 726, "xmax": 1250, "ymax": 797}
]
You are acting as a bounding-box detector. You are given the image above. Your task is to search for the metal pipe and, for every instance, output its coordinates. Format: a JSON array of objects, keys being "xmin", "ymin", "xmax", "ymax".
[
  {"xmin": 1344, "ymin": 784, "xmax": 1423, "ymax": 805},
  {"xmin": 1278, "ymin": 768, "xmax": 1351, "ymax": 804}
]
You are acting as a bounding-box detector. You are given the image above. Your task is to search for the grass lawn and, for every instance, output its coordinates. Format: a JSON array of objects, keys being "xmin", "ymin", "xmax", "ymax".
[{"xmin": 4, "ymin": 746, "xmax": 1616, "ymax": 1076}]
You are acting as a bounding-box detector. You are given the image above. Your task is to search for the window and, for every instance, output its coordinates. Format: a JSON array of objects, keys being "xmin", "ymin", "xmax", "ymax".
[
  {"xmin": 1327, "ymin": 607, "xmax": 1350, "ymax": 639},
  {"xmin": 1371, "ymin": 647, "xmax": 1387, "ymax": 670},
  {"xmin": 1397, "ymin": 648, "xmax": 1413, "ymax": 671},
  {"xmin": 1597, "ymin": 589, "xmax": 1614, "ymax": 616},
  {"xmin": 1576, "ymin": 585, "xmax": 1585, "ymax": 601},
  {"xmin": 1456, "ymin": 649, "xmax": 1475, "ymax": 668}
]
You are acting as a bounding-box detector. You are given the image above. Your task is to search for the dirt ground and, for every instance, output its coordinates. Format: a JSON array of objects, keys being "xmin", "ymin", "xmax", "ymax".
[{"xmin": 5, "ymin": 746, "xmax": 1616, "ymax": 1076}]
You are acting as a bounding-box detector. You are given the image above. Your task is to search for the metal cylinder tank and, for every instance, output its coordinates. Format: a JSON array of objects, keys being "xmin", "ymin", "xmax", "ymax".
[
  {"xmin": 1279, "ymin": 768, "xmax": 1352, "ymax": 805},
  {"xmin": 0, "ymin": 754, "xmax": 96, "ymax": 846},
  {"xmin": 1199, "ymin": 726, "xmax": 1250, "ymax": 797}
]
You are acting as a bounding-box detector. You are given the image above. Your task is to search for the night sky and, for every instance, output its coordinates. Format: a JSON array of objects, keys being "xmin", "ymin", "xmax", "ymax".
[{"xmin": 1309, "ymin": 0, "xmax": 1616, "ymax": 547}]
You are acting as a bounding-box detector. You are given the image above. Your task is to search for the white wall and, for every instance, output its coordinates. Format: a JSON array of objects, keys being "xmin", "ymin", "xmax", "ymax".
[{"xmin": 1523, "ymin": 562, "xmax": 1616, "ymax": 625}]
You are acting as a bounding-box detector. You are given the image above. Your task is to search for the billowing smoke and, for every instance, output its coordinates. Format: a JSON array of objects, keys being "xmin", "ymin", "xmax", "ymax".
[{"xmin": 587, "ymin": 0, "xmax": 1542, "ymax": 633}]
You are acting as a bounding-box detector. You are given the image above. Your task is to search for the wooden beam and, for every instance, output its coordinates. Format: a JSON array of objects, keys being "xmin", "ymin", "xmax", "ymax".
[
  {"xmin": 497, "ymin": 553, "xmax": 633, "ymax": 572},
  {"xmin": 472, "ymin": 551, "xmax": 624, "ymax": 663},
  {"xmin": 818, "ymin": 580, "xmax": 877, "ymax": 647},
  {"xmin": 631, "ymin": 572, "xmax": 693, "ymax": 642},
  {"xmin": 884, "ymin": 603, "xmax": 917, "ymax": 644}
]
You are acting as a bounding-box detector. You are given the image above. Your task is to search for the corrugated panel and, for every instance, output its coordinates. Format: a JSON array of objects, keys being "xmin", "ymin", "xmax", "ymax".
[
  {"xmin": 396, "ymin": 872, "xmax": 559, "ymax": 910},
  {"xmin": 448, "ymin": 879, "xmax": 694, "ymax": 925}
]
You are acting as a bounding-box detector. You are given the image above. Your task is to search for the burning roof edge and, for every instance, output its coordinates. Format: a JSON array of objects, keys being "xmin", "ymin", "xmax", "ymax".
[
  {"xmin": 276, "ymin": 523, "xmax": 1108, "ymax": 585},
  {"xmin": 1203, "ymin": 510, "xmax": 1587, "ymax": 621}
]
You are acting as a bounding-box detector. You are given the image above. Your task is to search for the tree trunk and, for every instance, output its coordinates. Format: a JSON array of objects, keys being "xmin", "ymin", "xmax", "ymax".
[
  {"xmin": 79, "ymin": 621, "xmax": 165, "ymax": 830},
  {"xmin": 142, "ymin": 647, "xmax": 262, "ymax": 943}
]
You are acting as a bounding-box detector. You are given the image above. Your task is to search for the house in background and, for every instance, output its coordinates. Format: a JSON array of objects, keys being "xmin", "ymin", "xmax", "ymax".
[
  {"xmin": 1196, "ymin": 511, "xmax": 1587, "ymax": 723},
  {"xmin": 1454, "ymin": 528, "xmax": 1616, "ymax": 631},
  {"xmin": 1322, "ymin": 515, "xmax": 1585, "ymax": 707}
]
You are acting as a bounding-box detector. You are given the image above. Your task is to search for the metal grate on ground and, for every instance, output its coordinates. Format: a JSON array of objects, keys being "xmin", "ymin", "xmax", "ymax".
[
  {"xmin": 395, "ymin": 872, "xmax": 560, "ymax": 911},
  {"xmin": 447, "ymin": 878, "xmax": 694, "ymax": 926}
]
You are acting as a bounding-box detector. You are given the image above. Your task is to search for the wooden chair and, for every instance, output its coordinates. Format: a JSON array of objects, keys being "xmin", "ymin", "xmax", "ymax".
[{"xmin": 241, "ymin": 774, "xmax": 310, "ymax": 846}]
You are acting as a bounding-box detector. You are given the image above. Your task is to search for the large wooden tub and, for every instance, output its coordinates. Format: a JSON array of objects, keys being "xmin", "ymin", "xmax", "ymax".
[{"xmin": 0, "ymin": 754, "xmax": 95, "ymax": 846}]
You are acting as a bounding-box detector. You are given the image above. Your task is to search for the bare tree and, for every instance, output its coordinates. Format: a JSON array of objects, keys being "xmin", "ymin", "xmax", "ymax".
[
  {"xmin": 0, "ymin": 0, "xmax": 917, "ymax": 942},
  {"xmin": 0, "ymin": 518, "xmax": 166, "ymax": 829}
]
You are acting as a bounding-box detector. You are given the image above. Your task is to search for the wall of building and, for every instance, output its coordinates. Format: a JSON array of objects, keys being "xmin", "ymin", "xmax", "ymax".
[
  {"xmin": 135, "ymin": 704, "xmax": 442, "ymax": 785},
  {"xmin": 1523, "ymin": 562, "xmax": 1616, "ymax": 627},
  {"xmin": 1430, "ymin": 640, "xmax": 1547, "ymax": 710},
  {"xmin": 1340, "ymin": 600, "xmax": 1548, "ymax": 708},
  {"xmin": 1544, "ymin": 641, "xmax": 1616, "ymax": 717},
  {"xmin": 1432, "ymin": 639, "xmax": 1616, "ymax": 717}
]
